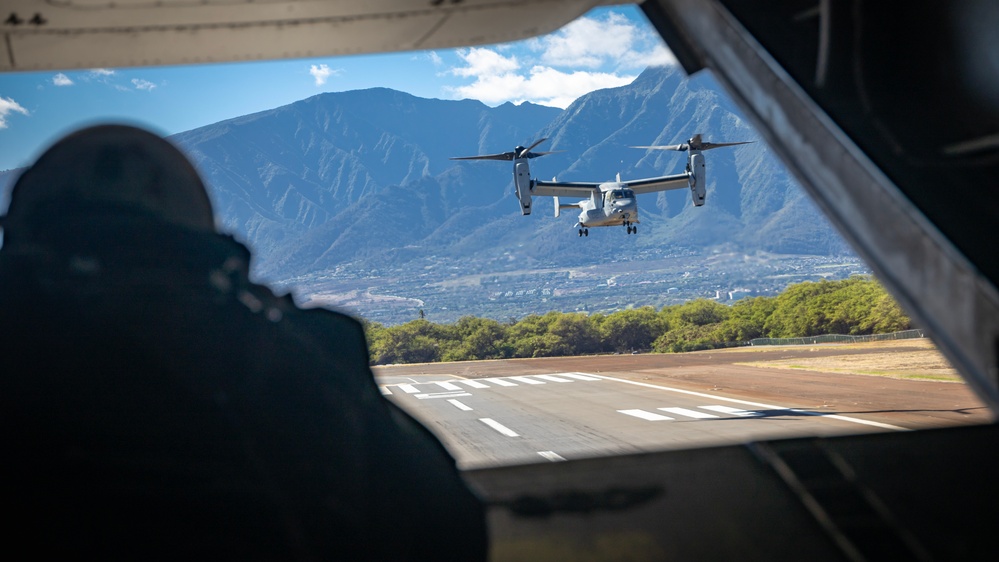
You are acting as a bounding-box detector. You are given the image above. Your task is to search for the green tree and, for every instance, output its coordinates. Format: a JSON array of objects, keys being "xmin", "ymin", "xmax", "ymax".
[
  {"xmin": 549, "ymin": 313, "xmax": 601, "ymax": 356},
  {"xmin": 439, "ymin": 316, "xmax": 510, "ymax": 362},
  {"xmin": 369, "ymin": 319, "xmax": 444, "ymax": 364},
  {"xmin": 653, "ymin": 324, "xmax": 719, "ymax": 353},
  {"xmin": 714, "ymin": 296, "xmax": 777, "ymax": 342},
  {"xmin": 860, "ymin": 289, "xmax": 911, "ymax": 333},
  {"xmin": 763, "ymin": 276, "xmax": 910, "ymax": 338},
  {"xmin": 668, "ymin": 299, "xmax": 730, "ymax": 327},
  {"xmin": 600, "ymin": 307, "xmax": 664, "ymax": 352},
  {"xmin": 503, "ymin": 311, "xmax": 600, "ymax": 358}
]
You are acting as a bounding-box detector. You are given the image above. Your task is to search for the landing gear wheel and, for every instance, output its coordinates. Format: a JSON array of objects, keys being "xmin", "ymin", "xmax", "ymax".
[
  {"xmin": 584, "ymin": 228, "xmax": 589, "ymax": 236},
  {"xmin": 578, "ymin": 229, "xmax": 583, "ymax": 237}
]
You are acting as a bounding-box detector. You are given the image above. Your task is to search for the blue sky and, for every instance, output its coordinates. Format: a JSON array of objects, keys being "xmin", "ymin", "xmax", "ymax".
[{"xmin": 0, "ymin": 6, "xmax": 674, "ymax": 172}]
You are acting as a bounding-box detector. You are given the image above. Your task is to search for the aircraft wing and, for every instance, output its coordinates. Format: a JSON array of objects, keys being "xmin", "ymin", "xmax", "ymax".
[
  {"xmin": 0, "ymin": 0, "xmax": 624, "ymax": 72},
  {"xmin": 533, "ymin": 173, "xmax": 689, "ymax": 198},
  {"xmin": 530, "ymin": 180, "xmax": 602, "ymax": 199},
  {"xmin": 622, "ymin": 173, "xmax": 689, "ymax": 194}
]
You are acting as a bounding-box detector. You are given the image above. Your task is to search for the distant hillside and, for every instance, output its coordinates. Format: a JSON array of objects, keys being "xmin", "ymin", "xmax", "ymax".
[
  {"xmin": 168, "ymin": 66, "xmax": 848, "ymax": 287},
  {"xmin": 0, "ymin": 68, "xmax": 857, "ymax": 324}
]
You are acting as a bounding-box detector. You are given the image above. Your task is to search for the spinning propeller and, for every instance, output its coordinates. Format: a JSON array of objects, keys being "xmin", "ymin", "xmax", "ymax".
[
  {"xmin": 449, "ymin": 138, "xmax": 562, "ymax": 161},
  {"xmin": 631, "ymin": 134, "xmax": 752, "ymax": 152}
]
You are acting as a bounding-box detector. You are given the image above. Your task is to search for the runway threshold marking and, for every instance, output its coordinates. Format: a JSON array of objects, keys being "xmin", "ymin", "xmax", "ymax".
[
  {"xmin": 701, "ymin": 405, "xmax": 764, "ymax": 417},
  {"xmin": 435, "ymin": 381, "xmax": 463, "ymax": 391},
  {"xmin": 415, "ymin": 391, "xmax": 472, "ymax": 400},
  {"xmin": 458, "ymin": 379, "xmax": 490, "ymax": 389},
  {"xmin": 448, "ymin": 399, "xmax": 473, "ymax": 411},
  {"xmin": 562, "ymin": 373, "xmax": 603, "ymax": 381},
  {"xmin": 509, "ymin": 376, "xmax": 545, "ymax": 385},
  {"xmin": 618, "ymin": 409, "xmax": 674, "ymax": 421},
  {"xmin": 535, "ymin": 374, "xmax": 574, "ymax": 383},
  {"xmin": 379, "ymin": 386, "xmax": 392, "ymax": 395},
  {"xmin": 537, "ymin": 451, "xmax": 566, "ymax": 462},
  {"xmin": 480, "ymin": 418, "xmax": 519, "ymax": 437},
  {"xmin": 397, "ymin": 384, "xmax": 420, "ymax": 394},
  {"xmin": 595, "ymin": 374, "xmax": 909, "ymax": 431},
  {"xmin": 658, "ymin": 407, "xmax": 718, "ymax": 419},
  {"xmin": 482, "ymin": 377, "xmax": 517, "ymax": 387}
]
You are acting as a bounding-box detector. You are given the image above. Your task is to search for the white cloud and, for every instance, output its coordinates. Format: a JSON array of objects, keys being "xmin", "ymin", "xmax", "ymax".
[
  {"xmin": 449, "ymin": 60, "xmax": 635, "ymax": 109},
  {"xmin": 451, "ymin": 48, "xmax": 520, "ymax": 78},
  {"xmin": 309, "ymin": 63, "xmax": 341, "ymax": 86},
  {"xmin": 52, "ymin": 73, "xmax": 74, "ymax": 87},
  {"xmin": 536, "ymin": 11, "xmax": 677, "ymax": 70},
  {"xmin": 131, "ymin": 78, "xmax": 156, "ymax": 91},
  {"xmin": 444, "ymin": 11, "xmax": 674, "ymax": 108},
  {"xmin": 427, "ymin": 51, "xmax": 443, "ymax": 66},
  {"xmin": 537, "ymin": 12, "xmax": 637, "ymax": 68},
  {"xmin": 0, "ymin": 96, "xmax": 29, "ymax": 129},
  {"xmin": 90, "ymin": 68, "xmax": 115, "ymax": 77},
  {"xmin": 619, "ymin": 43, "xmax": 677, "ymax": 69}
]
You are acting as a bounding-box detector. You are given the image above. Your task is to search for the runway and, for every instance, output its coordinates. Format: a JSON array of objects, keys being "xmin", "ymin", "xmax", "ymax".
[{"xmin": 375, "ymin": 346, "xmax": 990, "ymax": 469}]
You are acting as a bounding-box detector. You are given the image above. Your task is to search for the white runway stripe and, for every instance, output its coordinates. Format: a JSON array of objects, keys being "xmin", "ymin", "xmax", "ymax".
[
  {"xmin": 448, "ymin": 399, "xmax": 473, "ymax": 411},
  {"xmin": 701, "ymin": 405, "xmax": 764, "ymax": 417},
  {"xmin": 535, "ymin": 374, "xmax": 574, "ymax": 383},
  {"xmin": 479, "ymin": 418, "xmax": 519, "ymax": 437},
  {"xmin": 509, "ymin": 376, "xmax": 545, "ymax": 385},
  {"xmin": 415, "ymin": 392, "xmax": 471, "ymax": 400},
  {"xmin": 658, "ymin": 407, "xmax": 719, "ymax": 419},
  {"xmin": 398, "ymin": 384, "xmax": 420, "ymax": 394},
  {"xmin": 537, "ymin": 451, "xmax": 566, "ymax": 462},
  {"xmin": 618, "ymin": 409, "xmax": 674, "ymax": 421},
  {"xmin": 435, "ymin": 381, "xmax": 463, "ymax": 391},
  {"xmin": 562, "ymin": 373, "xmax": 602, "ymax": 381},
  {"xmin": 596, "ymin": 374, "xmax": 909, "ymax": 431},
  {"xmin": 482, "ymin": 377, "xmax": 518, "ymax": 387},
  {"xmin": 458, "ymin": 379, "xmax": 490, "ymax": 389},
  {"xmin": 379, "ymin": 385, "xmax": 392, "ymax": 395}
]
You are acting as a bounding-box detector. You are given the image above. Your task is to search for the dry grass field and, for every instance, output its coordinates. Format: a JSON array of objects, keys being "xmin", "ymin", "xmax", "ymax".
[{"xmin": 733, "ymin": 338, "xmax": 961, "ymax": 382}]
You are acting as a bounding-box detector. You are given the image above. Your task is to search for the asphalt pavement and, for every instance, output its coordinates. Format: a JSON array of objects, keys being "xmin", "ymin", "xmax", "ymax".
[{"xmin": 374, "ymin": 347, "xmax": 990, "ymax": 469}]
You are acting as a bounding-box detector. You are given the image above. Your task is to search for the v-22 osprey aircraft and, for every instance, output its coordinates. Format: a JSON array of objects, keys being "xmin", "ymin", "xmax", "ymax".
[{"xmin": 451, "ymin": 134, "xmax": 750, "ymax": 236}]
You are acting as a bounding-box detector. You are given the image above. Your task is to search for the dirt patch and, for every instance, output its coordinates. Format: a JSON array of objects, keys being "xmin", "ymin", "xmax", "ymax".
[{"xmin": 735, "ymin": 339, "xmax": 959, "ymax": 381}]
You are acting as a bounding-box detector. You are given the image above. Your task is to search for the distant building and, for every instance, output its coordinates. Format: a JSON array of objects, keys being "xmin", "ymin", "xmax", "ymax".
[{"xmin": 728, "ymin": 289, "xmax": 755, "ymax": 301}]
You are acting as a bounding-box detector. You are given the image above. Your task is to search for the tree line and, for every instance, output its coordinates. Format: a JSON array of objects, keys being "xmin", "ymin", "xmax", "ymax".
[{"xmin": 363, "ymin": 276, "xmax": 911, "ymax": 365}]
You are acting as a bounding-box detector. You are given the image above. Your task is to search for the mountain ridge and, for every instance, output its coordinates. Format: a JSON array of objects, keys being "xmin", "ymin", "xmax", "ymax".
[{"xmin": 1, "ymin": 66, "xmax": 858, "ymax": 324}]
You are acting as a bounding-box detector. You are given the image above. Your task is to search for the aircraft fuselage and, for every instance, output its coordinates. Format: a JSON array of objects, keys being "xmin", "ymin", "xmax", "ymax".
[{"xmin": 577, "ymin": 183, "xmax": 639, "ymax": 228}]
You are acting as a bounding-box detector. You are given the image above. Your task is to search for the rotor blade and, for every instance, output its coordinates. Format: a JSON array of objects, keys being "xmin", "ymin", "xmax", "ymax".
[
  {"xmin": 449, "ymin": 152, "xmax": 515, "ymax": 161},
  {"xmin": 523, "ymin": 150, "xmax": 564, "ymax": 158},
  {"xmin": 630, "ymin": 144, "xmax": 688, "ymax": 151},
  {"xmin": 517, "ymin": 138, "xmax": 548, "ymax": 158},
  {"xmin": 700, "ymin": 141, "xmax": 754, "ymax": 151}
]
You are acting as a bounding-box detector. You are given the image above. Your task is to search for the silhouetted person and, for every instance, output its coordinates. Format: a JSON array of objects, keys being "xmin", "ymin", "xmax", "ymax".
[{"xmin": 0, "ymin": 125, "xmax": 487, "ymax": 560}]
